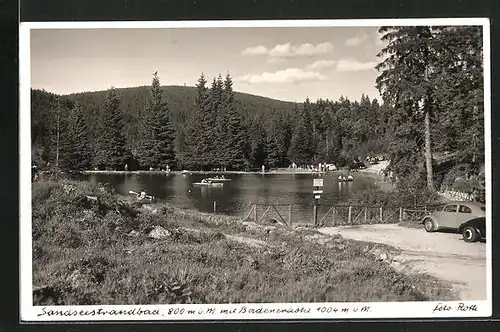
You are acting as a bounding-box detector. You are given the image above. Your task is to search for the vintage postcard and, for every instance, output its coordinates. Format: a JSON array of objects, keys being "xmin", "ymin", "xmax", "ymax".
[{"xmin": 19, "ymin": 18, "xmax": 491, "ymax": 321}]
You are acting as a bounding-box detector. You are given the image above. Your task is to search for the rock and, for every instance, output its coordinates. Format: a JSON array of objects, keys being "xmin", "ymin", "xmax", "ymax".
[
  {"xmin": 171, "ymin": 285, "xmax": 182, "ymax": 292},
  {"xmin": 379, "ymin": 253, "xmax": 388, "ymax": 261},
  {"xmin": 127, "ymin": 230, "xmax": 140, "ymax": 237},
  {"xmin": 266, "ymin": 229, "xmax": 278, "ymax": 241},
  {"xmin": 333, "ymin": 244, "xmax": 346, "ymax": 250},
  {"xmin": 142, "ymin": 205, "xmax": 158, "ymax": 214},
  {"xmin": 63, "ymin": 184, "xmax": 75, "ymax": 194},
  {"xmin": 161, "ymin": 206, "xmax": 174, "ymax": 215},
  {"xmin": 86, "ymin": 195, "xmax": 98, "ymax": 202},
  {"xmin": 148, "ymin": 226, "xmax": 172, "ymax": 239}
]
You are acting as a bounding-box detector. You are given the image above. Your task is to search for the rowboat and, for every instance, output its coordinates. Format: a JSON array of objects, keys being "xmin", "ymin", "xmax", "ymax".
[
  {"xmin": 338, "ymin": 175, "xmax": 354, "ymax": 182},
  {"xmin": 193, "ymin": 182, "xmax": 224, "ymax": 187},
  {"xmin": 205, "ymin": 177, "xmax": 231, "ymax": 182}
]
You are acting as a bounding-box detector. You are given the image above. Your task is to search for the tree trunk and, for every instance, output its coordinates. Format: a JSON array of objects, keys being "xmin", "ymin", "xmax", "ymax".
[
  {"xmin": 424, "ymin": 107, "xmax": 435, "ymax": 192},
  {"xmin": 56, "ymin": 103, "xmax": 60, "ymax": 168}
]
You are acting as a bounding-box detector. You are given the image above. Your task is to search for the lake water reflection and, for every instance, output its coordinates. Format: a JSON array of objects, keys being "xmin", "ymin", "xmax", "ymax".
[{"xmin": 81, "ymin": 173, "xmax": 378, "ymax": 223}]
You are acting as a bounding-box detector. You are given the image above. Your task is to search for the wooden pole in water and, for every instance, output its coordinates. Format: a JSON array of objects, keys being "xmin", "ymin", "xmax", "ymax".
[
  {"xmin": 348, "ymin": 206, "xmax": 352, "ymax": 224},
  {"xmin": 213, "ymin": 201, "xmax": 217, "ymax": 213}
]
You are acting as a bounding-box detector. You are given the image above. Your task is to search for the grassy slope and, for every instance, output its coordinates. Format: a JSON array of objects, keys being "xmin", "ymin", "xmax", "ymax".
[{"xmin": 32, "ymin": 179, "xmax": 455, "ymax": 305}]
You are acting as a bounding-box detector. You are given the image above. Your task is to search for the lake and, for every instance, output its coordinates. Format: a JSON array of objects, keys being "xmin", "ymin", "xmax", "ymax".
[{"xmin": 81, "ymin": 172, "xmax": 380, "ymax": 223}]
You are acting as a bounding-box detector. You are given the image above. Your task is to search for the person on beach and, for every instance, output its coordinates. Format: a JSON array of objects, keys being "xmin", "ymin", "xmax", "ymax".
[{"xmin": 125, "ymin": 163, "xmax": 128, "ymax": 171}]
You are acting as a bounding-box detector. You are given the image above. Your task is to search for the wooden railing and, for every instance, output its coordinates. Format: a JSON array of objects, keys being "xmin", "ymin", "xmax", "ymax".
[{"xmin": 243, "ymin": 203, "xmax": 441, "ymax": 228}]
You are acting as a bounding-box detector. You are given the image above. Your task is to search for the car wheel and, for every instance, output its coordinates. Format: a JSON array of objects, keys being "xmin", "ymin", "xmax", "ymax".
[
  {"xmin": 423, "ymin": 218, "xmax": 435, "ymax": 232},
  {"xmin": 462, "ymin": 226, "xmax": 479, "ymax": 243}
]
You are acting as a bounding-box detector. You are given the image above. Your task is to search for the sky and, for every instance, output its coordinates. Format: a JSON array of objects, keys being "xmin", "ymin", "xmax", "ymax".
[{"xmin": 30, "ymin": 26, "xmax": 387, "ymax": 103}]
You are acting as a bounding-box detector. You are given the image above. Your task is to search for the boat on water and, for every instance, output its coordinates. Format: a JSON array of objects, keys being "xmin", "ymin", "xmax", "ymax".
[
  {"xmin": 338, "ymin": 175, "xmax": 354, "ymax": 182},
  {"xmin": 193, "ymin": 179, "xmax": 224, "ymax": 187},
  {"xmin": 205, "ymin": 176, "xmax": 231, "ymax": 183}
]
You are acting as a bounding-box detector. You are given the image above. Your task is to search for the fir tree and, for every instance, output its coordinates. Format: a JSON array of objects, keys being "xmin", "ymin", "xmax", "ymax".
[
  {"xmin": 60, "ymin": 102, "xmax": 91, "ymax": 170},
  {"xmin": 46, "ymin": 96, "xmax": 75, "ymax": 168},
  {"xmin": 251, "ymin": 126, "xmax": 268, "ymax": 168},
  {"xmin": 223, "ymin": 74, "xmax": 247, "ymax": 170},
  {"xmin": 266, "ymin": 112, "xmax": 289, "ymax": 169},
  {"xmin": 376, "ymin": 26, "xmax": 438, "ymax": 191},
  {"xmin": 197, "ymin": 75, "xmax": 223, "ymax": 170},
  {"xmin": 182, "ymin": 73, "xmax": 209, "ymax": 169},
  {"xmin": 93, "ymin": 88, "xmax": 129, "ymax": 170},
  {"xmin": 136, "ymin": 95, "xmax": 157, "ymax": 169},
  {"xmin": 431, "ymin": 26, "xmax": 484, "ymax": 171},
  {"xmin": 213, "ymin": 74, "xmax": 229, "ymax": 169},
  {"xmin": 151, "ymin": 72, "xmax": 176, "ymax": 169},
  {"xmin": 136, "ymin": 72, "xmax": 176, "ymax": 169},
  {"xmin": 289, "ymin": 98, "xmax": 315, "ymax": 166}
]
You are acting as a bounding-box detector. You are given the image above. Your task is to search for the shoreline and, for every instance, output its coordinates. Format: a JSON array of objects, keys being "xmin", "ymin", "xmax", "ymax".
[
  {"xmin": 79, "ymin": 162, "xmax": 389, "ymax": 176},
  {"xmin": 80, "ymin": 170, "xmax": 328, "ymax": 175}
]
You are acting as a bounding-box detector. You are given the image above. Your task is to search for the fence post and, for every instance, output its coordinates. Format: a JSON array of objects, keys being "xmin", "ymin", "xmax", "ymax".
[
  {"xmin": 399, "ymin": 207, "xmax": 403, "ymax": 223},
  {"xmin": 253, "ymin": 205, "xmax": 257, "ymax": 221},
  {"xmin": 288, "ymin": 205, "xmax": 292, "ymax": 227},
  {"xmin": 379, "ymin": 207, "xmax": 383, "ymax": 223},
  {"xmin": 313, "ymin": 204, "xmax": 318, "ymax": 227},
  {"xmin": 332, "ymin": 206, "xmax": 336, "ymax": 226},
  {"xmin": 348, "ymin": 206, "xmax": 352, "ymax": 224},
  {"xmin": 364, "ymin": 207, "xmax": 367, "ymax": 224}
]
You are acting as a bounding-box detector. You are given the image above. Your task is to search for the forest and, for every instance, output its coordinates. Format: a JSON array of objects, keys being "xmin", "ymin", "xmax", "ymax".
[{"xmin": 30, "ymin": 25, "xmax": 485, "ymax": 194}]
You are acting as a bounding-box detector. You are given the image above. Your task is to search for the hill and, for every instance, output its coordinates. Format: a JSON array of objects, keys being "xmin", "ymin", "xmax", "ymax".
[{"xmin": 65, "ymin": 85, "xmax": 299, "ymax": 124}]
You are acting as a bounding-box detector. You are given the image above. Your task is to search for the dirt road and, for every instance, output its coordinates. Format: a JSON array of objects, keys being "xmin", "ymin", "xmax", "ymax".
[{"xmin": 318, "ymin": 224, "xmax": 487, "ymax": 300}]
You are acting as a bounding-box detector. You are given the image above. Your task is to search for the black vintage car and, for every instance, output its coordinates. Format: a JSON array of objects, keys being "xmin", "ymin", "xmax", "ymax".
[{"xmin": 458, "ymin": 217, "xmax": 486, "ymax": 243}]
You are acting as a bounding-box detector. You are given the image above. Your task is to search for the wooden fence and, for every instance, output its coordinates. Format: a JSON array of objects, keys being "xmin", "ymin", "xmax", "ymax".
[
  {"xmin": 243, "ymin": 203, "xmax": 443, "ymax": 228},
  {"xmin": 244, "ymin": 203, "xmax": 293, "ymax": 227}
]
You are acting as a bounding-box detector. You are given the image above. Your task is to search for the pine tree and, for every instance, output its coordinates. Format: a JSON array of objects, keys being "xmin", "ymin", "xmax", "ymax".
[
  {"xmin": 60, "ymin": 102, "xmax": 91, "ymax": 170},
  {"xmin": 93, "ymin": 88, "xmax": 129, "ymax": 170},
  {"xmin": 431, "ymin": 26, "xmax": 484, "ymax": 171},
  {"xmin": 151, "ymin": 72, "xmax": 176, "ymax": 169},
  {"xmin": 136, "ymin": 72, "xmax": 176, "ymax": 170},
  {"xmin": 47, "ymin": 96, "xmax": 68, "ymax": 169},
  {"xmin": 376, "ymin": 26, "xmax": 438, "ymax": 191},
  {"xmin": 266, "ymin": 116, "xmax": 281, "ymax": 169},
  {"xmin": 182, "ymin": 73, "xmax": 209, "ymax": 169},
  {"xmin": 223, "ymin": 74, "xmax": 247, "ymax": 170},
  {"xmin": 196, "ymin": 74, "xmax": 212, "ymax": 170},
  {"xmin": 136, "ymin": 96, "xmax": 158, "ymax": 169},
  {"xmin": 289, "ymin": 98, "xmax": 315, "ymax": 166},
  {"xmin": 213, "ymin": 74, "xmax": 229, "ymax": 169},
  {"xmin": 266, "ymin": 111, "xmax": 290, "ymax": 169},
  {"xmin": 252, "ymin": 125, "xmax": 268, "ymax": 168}
]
